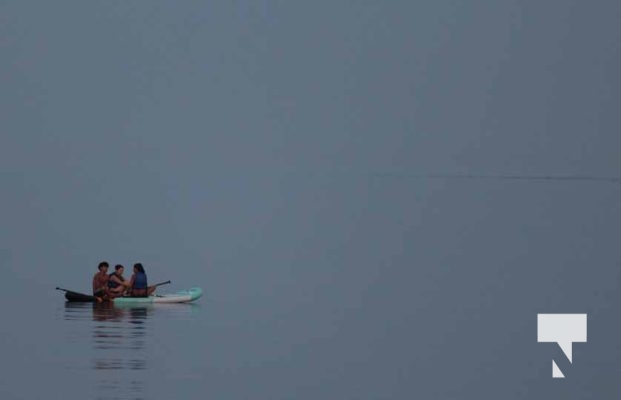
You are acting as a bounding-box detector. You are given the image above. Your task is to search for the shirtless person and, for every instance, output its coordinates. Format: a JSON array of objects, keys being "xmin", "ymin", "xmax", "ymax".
[{"xmin": 92, "ymin": 261, "xmax": 110, "ymax": 300}]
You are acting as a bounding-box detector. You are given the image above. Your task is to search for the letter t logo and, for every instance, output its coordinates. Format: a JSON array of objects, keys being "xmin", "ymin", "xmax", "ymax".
[{"xmin": 537, "ymin": 314, "xmax": 587, "ymax": 378}]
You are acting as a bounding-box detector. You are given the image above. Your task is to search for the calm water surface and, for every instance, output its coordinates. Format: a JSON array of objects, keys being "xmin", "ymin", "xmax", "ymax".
[
  {"xmin": 61, "ymin": 302, "xmax": 191, "ymax": 399},
  {"xmin": 58, "ymin": 301, "xmax": 204, "ymax": 400}
]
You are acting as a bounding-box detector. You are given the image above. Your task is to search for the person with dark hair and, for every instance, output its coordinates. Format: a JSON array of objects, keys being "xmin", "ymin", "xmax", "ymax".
[
  {"xmin": 128, "ymin": 263, "xmax": 156, "ymax": 297},
  {"xmin": 92, "ymin": 261, "xmax": 110, "ymax": 299},
  {"xmin": 107, "ymin": 264, "xmax": 129, "ymax": 297}
]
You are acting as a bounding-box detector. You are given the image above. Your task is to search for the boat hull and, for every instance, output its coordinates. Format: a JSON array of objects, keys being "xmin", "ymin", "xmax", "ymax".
[{"xmin": 114, "ymin": 288, "xmax": 202, "ymax": 304}]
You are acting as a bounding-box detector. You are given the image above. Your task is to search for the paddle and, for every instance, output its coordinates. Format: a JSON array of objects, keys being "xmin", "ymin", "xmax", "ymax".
[{"xmin": 145, "ymin": 280, "xmax": 171, "ymax": 297}]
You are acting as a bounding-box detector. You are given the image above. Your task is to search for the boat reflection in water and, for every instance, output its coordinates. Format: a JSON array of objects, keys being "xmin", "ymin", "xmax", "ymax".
[{"xmin": 64, "ymin": 301, "xmax": 153, "ymax": 400}]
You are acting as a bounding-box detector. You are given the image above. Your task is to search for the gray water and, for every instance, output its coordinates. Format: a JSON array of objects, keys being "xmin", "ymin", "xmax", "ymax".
[
  {"xmin": 1, "ymin": 180, "xmax": 621, "ymax": 399},
  {"xmin": 60, "ymin": 302, "xmax": 201, "ymax": 400}
]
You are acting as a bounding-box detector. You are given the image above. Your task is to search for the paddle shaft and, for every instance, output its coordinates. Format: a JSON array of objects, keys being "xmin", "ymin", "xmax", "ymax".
[{"xmin": 151, "ymin": 280, "xmax": 171, "ymax": 288}]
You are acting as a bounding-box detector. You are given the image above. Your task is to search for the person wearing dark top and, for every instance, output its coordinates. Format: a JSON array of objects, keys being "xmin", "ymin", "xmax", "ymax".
[
  {"xmin": 108, "ymin": 264, "xmax": 129, "ymax": 297},
  {"xmin": 128, "ymin": 263, "xmax": 156, "ymax": 297}
]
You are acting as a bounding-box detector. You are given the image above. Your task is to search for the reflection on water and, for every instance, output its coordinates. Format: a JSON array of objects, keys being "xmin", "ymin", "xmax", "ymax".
[
  {"xmin": 63, "ymin": 302, "xmax": 152, "ymax": 400},
  {"xmin": 61, "ymin": 300, "xmax": 201, "ymax": 400}
]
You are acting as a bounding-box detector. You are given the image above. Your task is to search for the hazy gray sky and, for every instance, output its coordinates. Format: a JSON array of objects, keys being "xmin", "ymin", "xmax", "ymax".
[{"xmin": 1, "ymin": 1, "xmax": 621, "ymax": 398}]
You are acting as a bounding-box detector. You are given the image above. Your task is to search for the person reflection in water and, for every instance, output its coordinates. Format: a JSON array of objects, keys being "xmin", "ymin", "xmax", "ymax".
[{"xmin": 128, "ymin": 263, "xmax": 157, "ymax": 297}]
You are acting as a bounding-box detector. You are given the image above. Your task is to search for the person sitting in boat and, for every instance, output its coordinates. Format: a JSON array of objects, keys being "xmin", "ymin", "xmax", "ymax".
[
  {"xmin": 92, "ymin": 261, "xmax": 110, "ymax": 298},
  {"xmin": 107, "ymin": 264, "xmax": 130, "ymax": 297},
  {"xmin": 128, "ymin": 263, "xmax": 157, "ymax": 297}
]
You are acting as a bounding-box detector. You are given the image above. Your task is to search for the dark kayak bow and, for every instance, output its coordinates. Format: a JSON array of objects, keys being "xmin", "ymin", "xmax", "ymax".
[{"xmin": 56, "ymin": 287, "xmax": 98, "ymax": 302}]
